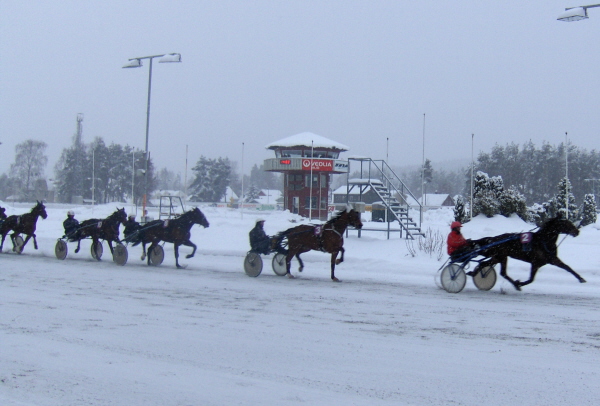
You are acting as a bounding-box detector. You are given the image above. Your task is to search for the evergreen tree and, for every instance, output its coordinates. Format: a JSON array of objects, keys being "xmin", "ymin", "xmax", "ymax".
[
  {"xmin": 499, "ymin": 185, "xmax": 528, "ymax": 221},
  {"xmin": 553, "ymin": 177, "xmax": 578, "ymax": 220},
  {"xmin": 472, "ymin": 171, "xmax": 500, "ymax": 217},
  {"xmin": 189, "ymin": 156, "xmax": 231, "ymax": 202},
  {"xmin": 580, "ymin": 194, "xmax": 597, "ymax": 227},
  {"xmin": 244, "ymin": 184, "xmax": 261, "ymax": 203},
  {"xmin": 453, "ymin": 195, "xmax": 468, "ymax": 223}
]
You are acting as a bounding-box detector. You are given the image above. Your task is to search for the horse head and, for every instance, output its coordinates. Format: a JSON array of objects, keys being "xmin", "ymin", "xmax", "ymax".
[
  {"xmin": 191, "ymin": 207, "xmax": 210, "ymax": 228},
  {"xmin": 110, "ymin": 207, "xmax": 128, "ymax": 225},
  {"xmin": 543, "ymin": 216, "xmax": 579, "ymax": 238},
  {"xmin": 347, "ymin": 208, "xmax": 363, "ymax": 229},
  {"xmin": 34, "ymin": 200, "xmax": 48, "ymax": 219}
]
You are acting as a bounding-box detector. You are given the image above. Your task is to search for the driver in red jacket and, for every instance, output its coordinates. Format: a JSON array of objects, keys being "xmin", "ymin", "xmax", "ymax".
[{"xmin": 447, "ymin": 221, "xmax": 474, "ymax": 260}]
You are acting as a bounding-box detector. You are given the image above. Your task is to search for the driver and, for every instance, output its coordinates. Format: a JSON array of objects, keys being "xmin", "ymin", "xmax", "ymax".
[
  {"xmin": 447, "ymin": 221, "xmax": 475, "ymax": 260},
  {"xmin": 249, "ymin": 218, "xmax": 271, "ymax": 255},
  {"xmin": 63, "ymin": 210, "xmax": 79, "ymax": 240},
  {"xmin": 123, "ymin": 214, "xmax": 140, "ymax": 241}
]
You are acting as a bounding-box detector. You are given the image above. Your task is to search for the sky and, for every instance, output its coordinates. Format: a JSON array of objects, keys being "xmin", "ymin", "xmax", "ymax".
[{"xmin": 2, "ymin": 1, "xmax": 600, "ymax": 179}]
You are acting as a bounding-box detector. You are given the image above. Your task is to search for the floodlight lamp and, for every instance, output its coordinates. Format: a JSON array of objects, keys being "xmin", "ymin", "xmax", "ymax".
[
  {"xmin": 558, "ymin": 7, "xmax": 589, "ymax": 21},
  {"xmin": 122, "ymin": 59, "xmax": 142, "ymax": 68},
  {"xmin": 158, "ymin": 53, "xmax": 182, "ymax": 63}
]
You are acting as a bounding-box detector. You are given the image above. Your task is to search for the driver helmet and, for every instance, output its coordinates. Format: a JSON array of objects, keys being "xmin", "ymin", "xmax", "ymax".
[
  {"xmin": 255, "ymin": 218, "xmax": 265, "ymax": 224},
  {"xmin": 67, "ymin": 210, "xmax": 75, "ymax": 216},
  {"xmin": 128, "ymin": 214, "xmax": 136, "ymax": 220},
  {"xmin": 450, "ymin": 221, "xmax": 462, "ymax": 229}
]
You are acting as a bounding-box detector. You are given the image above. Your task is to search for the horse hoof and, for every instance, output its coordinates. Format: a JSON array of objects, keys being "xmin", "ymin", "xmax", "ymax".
[
  {"xmin": 332, "ymin": 277, "xmax": 341, "ymax": 282},
  {"xmin": 287, "ymin": 273, "xmax": 295, "ymax": 279},
  {"xmin": 75, "ymin": 249, "xmax": 80, "ymax": 254},
  {"xmin": 335, "ymin": 260, "xmax": 342, "ymax": 265},
  {"xmin": 185, "ymin": 254, "xmax": 193, "ymax": 259},
  {"xmin": 580, "ymin": 278, "xmax": 587, "ymax": 283},
  {"xmin": 298, "ymin": 267, "xmax": 303, "ymax": 273}
]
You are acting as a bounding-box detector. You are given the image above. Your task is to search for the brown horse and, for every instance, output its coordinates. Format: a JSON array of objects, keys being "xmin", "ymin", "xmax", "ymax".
[
  {"xmin": 133, "ymin": 207, "xmax": 210, "ymax": 268},
  {"xmin": 473, "ymin": 216, "xmax": 584, "ymax": 291},
  {"xmin": 272, "ymin": 208, "xmax": 363, "ymax": 281},
  {"xmin": 0, "ymin": 201, "xmax": 48, "ymax": 253},
  {"xmin": 73, "ymin": 208, "xmax": 127, "ymax": 256}
]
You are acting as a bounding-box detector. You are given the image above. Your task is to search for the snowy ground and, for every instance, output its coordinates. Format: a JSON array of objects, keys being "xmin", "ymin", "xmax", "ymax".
[{"xmin": 1, "ymin": 202, "xmax": 600, "ymax": 405}]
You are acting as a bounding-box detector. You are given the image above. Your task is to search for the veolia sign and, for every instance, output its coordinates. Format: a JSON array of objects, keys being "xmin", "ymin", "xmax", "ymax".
[{"xmin": 301, "ymin": 159, "xmax": 333, "ymax": 171}]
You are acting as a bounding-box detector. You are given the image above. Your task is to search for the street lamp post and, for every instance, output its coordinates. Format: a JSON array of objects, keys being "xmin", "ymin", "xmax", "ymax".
[
  {"xmin": 558, "ymin": 4, "xmax": 600, "ymax": 21},
  {"xmin": 123, "ymin": 53, "xmax": 181, "ymax": 221}
]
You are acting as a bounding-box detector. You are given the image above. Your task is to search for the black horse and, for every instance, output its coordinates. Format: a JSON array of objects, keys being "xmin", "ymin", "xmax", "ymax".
[
  {"xmin": 272, "ymin": 208, "xmax": 363, "ymax": 281},
  {"xmin": 133, "ymin": 207, "xmax": 209, "ymax": 268},
  {"xmin": 473, "ymin": 216, "xmax": 584, "ymax": 291},
  {"xmin": 0, "ymin": 201, "xmax": 48, "ymax": 253},
  {"xmin": 73, "ymin": 208, "xmax": 127, "ymax": 256}
]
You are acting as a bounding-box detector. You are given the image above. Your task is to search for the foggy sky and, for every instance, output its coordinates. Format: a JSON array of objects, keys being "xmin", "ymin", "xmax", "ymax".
[{"xmin": 1, "ymin": 1, "xmax": 599, "ymax": 180}]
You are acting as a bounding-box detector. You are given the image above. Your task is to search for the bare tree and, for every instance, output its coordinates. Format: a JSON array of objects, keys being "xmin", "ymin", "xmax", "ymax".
[{"xmin": 9, "ymin": 139, "xmax": 48, "ymax": 201}]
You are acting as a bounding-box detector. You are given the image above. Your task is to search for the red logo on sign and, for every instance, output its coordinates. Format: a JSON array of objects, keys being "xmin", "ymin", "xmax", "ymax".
[{"xmin": 302, "ymin": 159, "xmax": 333, "ymax": 171}]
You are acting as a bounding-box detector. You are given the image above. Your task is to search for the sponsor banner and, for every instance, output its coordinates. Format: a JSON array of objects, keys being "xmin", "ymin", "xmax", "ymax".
[{"xmin": 301, "ymin": 159, "xmax": 333, "ymax": 171}]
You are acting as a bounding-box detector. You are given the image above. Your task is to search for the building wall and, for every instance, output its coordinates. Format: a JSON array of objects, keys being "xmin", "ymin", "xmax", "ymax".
[{"xmin": 283, "ymin": 171, "xmax": 330, "ymax": 220}]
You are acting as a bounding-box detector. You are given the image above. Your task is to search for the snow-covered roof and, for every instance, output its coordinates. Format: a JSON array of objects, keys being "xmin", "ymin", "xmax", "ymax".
[
  {"xmin": 265, "ymin": 132, "xmax": 349, "ymax": 151},
  {"xmin": 418, "ymin": 194, "xmax": 454, "ymax": 207}
]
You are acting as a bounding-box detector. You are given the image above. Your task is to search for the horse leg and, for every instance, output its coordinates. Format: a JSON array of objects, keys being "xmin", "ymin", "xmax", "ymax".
[
  {"xmin": 0, "ymin": 233, "xmax": 6, "ymax": 252},
  {"xmin": 182, "ymin": 240, "xmax": 197, "ymax": 259},
  {"xmin": 335, "ymin": 246, "xmax": 345, "ymax": 265},
  {"xmin": 174, "ymin": 243, "xmax": 183, "ymax": 268},
  {"xmin": 498, "ymin": 257, "xmax": 521, "ymax": 291},
  {"xmin": 285, "ymin": 251, "xmax": 295, "ymax": 278},
  {"xmin": 75, "ymin": 238, "xmax": 81, "ymax": 254},
  {"xmin": 548, "ymin": 257, "xmax": 586, "ymax": 283},
  {"xmin": 107, "ymin": 240, "xmax": 114, "ymax": 255},
  {"xmin": 296, "ymin": 253, "xmax": 304, "ymax": 272},
  {"xmin": 147, "ymin": 243, "xmax": 156, "ymax": 265},
  {"xmin": 331, "ymin": 251, "xmax": 341, "ymax": 282},
  {"xmin": 141, "ymin": 242, "xmax": 147, "ymax": 261},
  {"xmin": 516, "ymin": 264, "xmax": 542, "ymax": 288},
  {"xmin": 18, "ymin": 234, "xmax": 33, "ymax": 253}
]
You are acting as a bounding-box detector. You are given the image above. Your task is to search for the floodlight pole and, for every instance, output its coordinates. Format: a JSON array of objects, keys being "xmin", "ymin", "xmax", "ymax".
[{"xmin": 123, "ymin": 53, "xmax": 181, "ymax": 221}]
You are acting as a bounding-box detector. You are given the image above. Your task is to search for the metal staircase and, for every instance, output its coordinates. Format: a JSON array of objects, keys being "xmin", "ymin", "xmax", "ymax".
[{"xmin": 345, "ymin": 158, "xmax": 425, "ymax": 239}]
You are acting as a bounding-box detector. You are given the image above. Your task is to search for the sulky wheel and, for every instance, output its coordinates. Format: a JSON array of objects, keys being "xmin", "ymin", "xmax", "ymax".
[
  {"xmin": 13, "ymin": 236, "xmax": 24, "ymax": 254},
  {"xmin": 472, "ymin": 265, "xmax": 497, "ymax": 291},
  {"xmin": 91, "ymin": 240, "xmax": 103, "ymax": 261},
  {"xmin": 55, "ymin": 239, "xmax": 68, "ymax": 260},
  {"xmin": 244, "ymin": 252, "xmax": 263, "ymax": 277},
  {"xmin": 440, "ymin": 263, "xmax": 467, "ymax": 293},
  {"xmin": 112, "ymin": 243, "xmax": 128, "ymax": 266},
  {"xmin": 271, "ymin": 253, "xmax": 288, "ymax": 276},
  {"xmin": 148, "ymin": 245, "xmax": 164, "ymax": 266}
]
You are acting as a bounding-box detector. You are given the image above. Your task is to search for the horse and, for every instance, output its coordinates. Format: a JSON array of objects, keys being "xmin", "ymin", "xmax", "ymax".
[
  {"xmin": 272, "ymin": 207, "xmax": 363, "ymax": 281},
  {"xmin": 73, "ymin": 207, "xmax": 127, "ymax": 256},
  {"xmin": 472, "ymin": 216, "xmax": 584, "ymax": 291},
  {"xmin": 0, "ymin": 201, "xmax": 48, "ymax": 253},
  {"xmin": 133, "ymin": 207, "xmax": 210, "ymax": 268}
]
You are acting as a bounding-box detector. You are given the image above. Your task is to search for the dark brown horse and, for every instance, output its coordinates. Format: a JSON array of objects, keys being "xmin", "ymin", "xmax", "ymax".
[
  {"xmin": 134, "ymin": 207, "xmax": 209, "ymax": 268},
  {"xmin": 272, "ymin": 208, "xmax": 363, "ymax": 281},
  {"xmin": 73, "ymin": 208, "xmax": 127, "ymax": 256},
  {"xmin": 473, "ymin": 216, "xmax": 584, "ymax": 291},
  {"xmin": 0, "ymin": 201, "xmax": 48, "ymax": 253}
]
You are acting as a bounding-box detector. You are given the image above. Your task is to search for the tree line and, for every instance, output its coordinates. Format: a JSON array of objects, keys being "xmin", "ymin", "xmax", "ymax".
[{"xmin": 0, "ymin": 137, "xmax": 281, "ymax": 204}]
